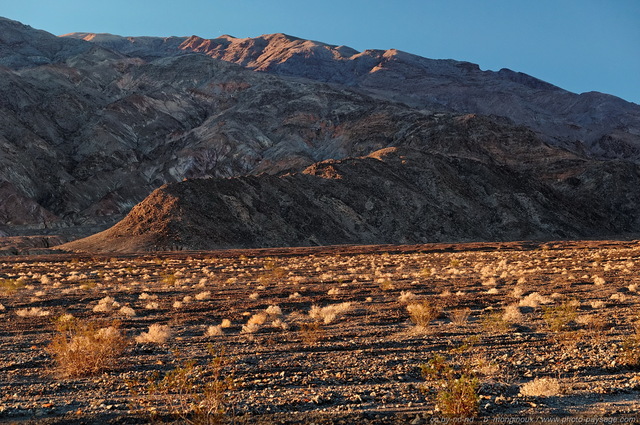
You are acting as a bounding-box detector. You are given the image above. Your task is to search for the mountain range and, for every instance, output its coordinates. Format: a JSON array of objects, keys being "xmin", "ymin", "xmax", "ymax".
[{"xmin": 1, "ymin": 16, "xmax": 639, "ymax": 251}]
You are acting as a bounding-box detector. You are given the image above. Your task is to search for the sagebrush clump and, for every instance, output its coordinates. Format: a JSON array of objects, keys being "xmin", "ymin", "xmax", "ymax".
[
  {"xmin": 519, "ymin": 377, "xmax": 561, "ymax": 397},
  {"xmin": 136, "ymin": 324, "xmax": 172, "ymax": 344}
]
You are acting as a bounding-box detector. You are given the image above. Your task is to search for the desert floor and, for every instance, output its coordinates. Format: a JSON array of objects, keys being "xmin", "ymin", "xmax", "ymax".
[{"xmin": 1, "ymin": 240, "xmax": 639, "ymax": 424}]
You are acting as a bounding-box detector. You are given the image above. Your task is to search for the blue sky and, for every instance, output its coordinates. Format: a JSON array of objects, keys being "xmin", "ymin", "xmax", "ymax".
[{"xmin": 2, "ymin": 0, "xmax": 639, "ymax": 104}]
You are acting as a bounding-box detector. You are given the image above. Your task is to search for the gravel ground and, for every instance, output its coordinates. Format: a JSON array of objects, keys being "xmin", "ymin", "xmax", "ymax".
[{"xmin": 0, "ymin": 241, "xmax": 639, "ymax": 424}]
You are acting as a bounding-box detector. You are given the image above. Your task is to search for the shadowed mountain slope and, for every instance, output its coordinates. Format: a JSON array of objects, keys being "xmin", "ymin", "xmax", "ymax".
[{"xmin": 63, "ymin": 119, "xmax": 640, "ymax": 253}]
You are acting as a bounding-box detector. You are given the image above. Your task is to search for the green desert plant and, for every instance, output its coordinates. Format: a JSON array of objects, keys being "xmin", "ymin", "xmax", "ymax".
[
  {"xmin": 619, "ymin": 333, "xmax": 640, "ymax": 368},
  {"xmin": 0, "ymin": 278, "xmax": 26, "ymax": 293},
  {"xmin": 543, "ymin": 302, "xmax": 578, "ymax": 332},
  {"xmin": 481, "ymin": 311, "xmax": 511, "ymax": 333},
  {"xmin": 421, "ymin": 353, "xmax": 479, "ymax": 418},
  {"xmin": 143, "ymin": 345, "xmax": 234, "ymax": 425}
]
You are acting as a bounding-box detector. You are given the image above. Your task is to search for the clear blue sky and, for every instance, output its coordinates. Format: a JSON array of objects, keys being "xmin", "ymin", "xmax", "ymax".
[{"xmin": 2, "ymin": 0, "xmax": 639, "ymax": 104}]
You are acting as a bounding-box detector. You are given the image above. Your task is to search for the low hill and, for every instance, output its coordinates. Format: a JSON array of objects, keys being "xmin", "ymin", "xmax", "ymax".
[{"xmin": 63, "ymin": 125, "xmax": 640, "ymax": 253}]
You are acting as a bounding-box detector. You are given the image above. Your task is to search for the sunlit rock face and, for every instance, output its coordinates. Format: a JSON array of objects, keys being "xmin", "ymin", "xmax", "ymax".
[
  {"xmin": 2, "ymin": 17, "xmax": 640, "ymax": 246},
  {"xmin": 65, "ymin": 30, "xmax": 640, "ymax": 159}
]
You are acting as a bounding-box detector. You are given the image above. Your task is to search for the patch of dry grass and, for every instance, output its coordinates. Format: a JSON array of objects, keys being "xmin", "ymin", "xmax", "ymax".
[{"xmin": 47, "ymin": 316, "xmax": 128, "ymax": 377}]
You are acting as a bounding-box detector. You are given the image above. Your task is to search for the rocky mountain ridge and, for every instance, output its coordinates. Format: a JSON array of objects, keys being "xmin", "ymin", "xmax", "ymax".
[
  {"xmin": 64, "ymin": 30, "xmax": 640, "ymax": 159},
  {"xmin": 0, "ymin": 18, "xmax": 448, "ymax": 229},
  {"xmin": 1, "ymin": 16, "xmax": 640, "ymax": 250}
]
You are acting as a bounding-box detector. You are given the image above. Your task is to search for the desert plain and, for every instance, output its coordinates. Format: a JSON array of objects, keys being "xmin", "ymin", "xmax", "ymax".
[{"xmin": 0, "ymin": 240, "xmax": 639, "ymax": 424}]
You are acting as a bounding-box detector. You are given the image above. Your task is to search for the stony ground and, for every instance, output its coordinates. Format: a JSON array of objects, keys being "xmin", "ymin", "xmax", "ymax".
[{"xmin": 0, "ymin": 240, "xmax": 639, "ymax": 424}]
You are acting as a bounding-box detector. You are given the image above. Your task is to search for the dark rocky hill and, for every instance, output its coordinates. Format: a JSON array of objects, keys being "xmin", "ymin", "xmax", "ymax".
[{"xmin": 63, "ymin": 115, "xmax": 640, "ymax": 253}]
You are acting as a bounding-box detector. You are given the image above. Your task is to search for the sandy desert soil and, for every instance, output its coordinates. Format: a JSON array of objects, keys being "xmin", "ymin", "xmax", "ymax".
[{"xmin": 0, "ymin": 240, "xmax": 639, "ymax": 424}]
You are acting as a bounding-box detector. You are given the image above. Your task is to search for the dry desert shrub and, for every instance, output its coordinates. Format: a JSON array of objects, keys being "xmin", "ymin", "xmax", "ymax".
[
  {"xmin": 309, "ymin": 302, "xmax": 352, "ymax": 324},
  {"xmin": 145, "ymin": 301, "xmax": 160, "ymax": 310},
  {"xmin": 510, "ymin": 287, "xmax": 525, "ymax": 299},
  {"xmin": 93, "ymin": 296, "xmax": 120, "ymax": 313},
  {"xmin": 398, "ymin": 291, "xmax": 418, "ymax": 303},
  {"xmin": 519, "ymin": 377, "xmax": 561, "ymax": 397},
  {"xmin": 502, "ymin": 304, "xmax": 524, "ymax": 324},
  {"xmin": 448, "ymin": 308, "xmax": 471, "ymax": 326},
  {"xmin": 195, "ymin": 291, "xmax": 211, "ymax": 300},
  {"xmin": 377, "ymin": 278, "xmax": 395, "ymax": 291},
  {"xmin": 576, "ymin": 314, "xmax": 609, "ymax": 333},
  {"xmin": 118, "ymin": 306, "xmax": 136, "ymax": 317},
  {"xmin": 136, "ymin": 324, "xmax": 172, "ymax": 344},
  {"xmin": 298, "ymin": 322, "xmax": 325, "ymax": 345},
  {"xmin": 407, "ymin": 301, "xmax": 440, "ymax": 329},
  {"xmin": 242, "ymin": 312, "xmax": 267, "ymax": 334},
  {"xmin": 519, "ymin": 292, "xmax": 553, "ymax": 308},
  {"xmin": 206, "ymin": 325, "xmax": 224, "ymax": 337},
  {"xmin": 47, "ymin": 316, "xmax": 128, "ymax": 377},
  {"xmin": 16, "ymin": 307, "xmax": 50, "ymax": 317},
  {"xmin": 265, "ymin": 305, "xmax": 282, "ymax": 317}
]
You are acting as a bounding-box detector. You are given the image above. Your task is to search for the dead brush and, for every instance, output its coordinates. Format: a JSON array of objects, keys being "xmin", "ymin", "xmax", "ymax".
[
  {"xmin": 308, "ymin": 302, "xmax": 351, "ymax": 325},
  {"xmin": 519, "ymin": 377, "xmax": 562, "ymax": 397},
  {"xmin": 448, "ymin": 308, "xmax": 471, "ymax": 326},
  {"xmin": 136, "ymin": 345, "xmax": 234, "ymax": 425},
  {"xmin": 298, "ymin": 322, "xmax": 326, "ymax": 345},
  {"xmin": 47, "ymin": 316, "xmax": 128, "ymax": 377}
]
